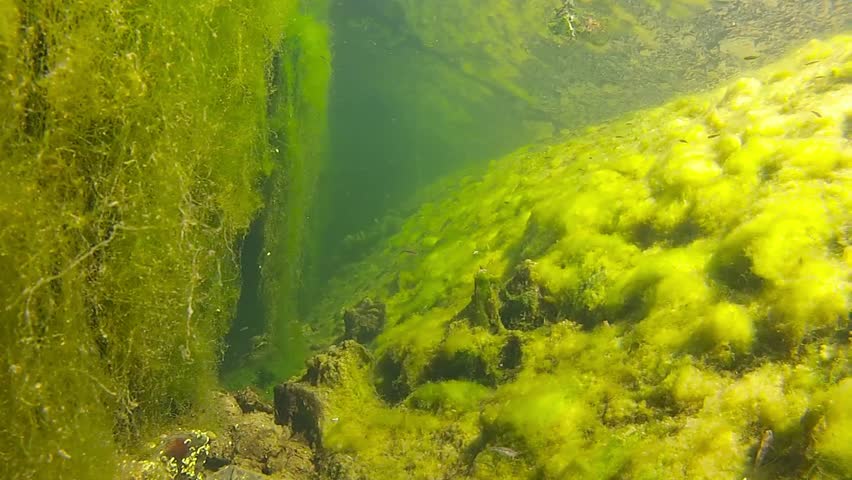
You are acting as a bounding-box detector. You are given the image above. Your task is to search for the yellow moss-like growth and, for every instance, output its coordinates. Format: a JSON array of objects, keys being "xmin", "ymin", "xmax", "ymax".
[
  {"xmin": 300, "ymin": 35, "xmax": 851, "ymax": 479},
  {"xmin": 0, "ymin": 0, "xmax": 323, "ymax": 478},
  {"xmin": 696, "ymin": 302, "xmax": 755, "ymax": 355},
  {"xmin": 666, "ymin": 363, "xmax": 725, "ymax": 410},
  {"xmin": 811, "ymin": 379, "xmax": 852, "ymax": 476},
  {"xmin": 407, "ymin": 381, "xmax": 492, "ymax": 414}
]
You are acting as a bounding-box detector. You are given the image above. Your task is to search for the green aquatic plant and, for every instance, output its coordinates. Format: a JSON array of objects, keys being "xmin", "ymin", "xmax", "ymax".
[
  {"xmin": 406, "ymin": 380, "xmax": 492, "ymax": 414},
  {"xmin": 292, "ymin": 35, "xmax": 851, "ymax": 479},
  {"xmin": 0, "ymin": 0, "xmax": 326, "ymax": 478},
  {"xmin": 810, "ymin": 379, "xmax": 852, "ymax": 477}
]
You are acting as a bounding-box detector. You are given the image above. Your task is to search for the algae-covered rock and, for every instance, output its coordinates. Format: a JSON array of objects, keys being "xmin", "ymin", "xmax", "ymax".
[
  {"xmin": 204, "ymin": 391, "xmax": 318, "ymax": 479},
  {"xmin": 463, "ymin": 269, "xmax": 504, "ymax": 333},
  {"xmin": 303, "ymin": 340, "xmax": 373, "ymax": 388},
  {"xmin": 275, "ymin": 341, "xmax": 374, "ymax": 449},
  {"xmin": 273, "ymin": 383, "xmax": 324, "ymax": 449},
  {"xmin": 374, "ymin": 350, "xmax": 417, "ymax": 404},
  {"xmin": 500, "ymin": 334, "xmax": 524, "ymax": 373},
  {"xmin": 499, "ymin": 259, "xmax": 551, "ymax": 331},
  {"xmin": 406, "ymin": 381, "xmax": 492, "ymax": 415},
  {"xmin": 227, "ymin": 412, "xmax": 290, "ymax": 474},
  {"xmin": 809, "ymin": 378, "xmax": 852, "ymax": 476},
  {"xmin": 342, "ymin": 298, "xmax": 386, "ymax": 344},
  {"xmin": 316, "ymin": 452, "xmax": 370, "ymax": 480},
  {"xmin": 234, "ymin": 387, "xmax": 275, "ymax": 415},
  {"xmin": 427, "ymin": 322, "xmax": 502, "ymax": 386}
]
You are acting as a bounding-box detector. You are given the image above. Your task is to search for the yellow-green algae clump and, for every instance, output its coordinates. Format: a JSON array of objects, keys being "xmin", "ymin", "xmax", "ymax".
[
  {"xmin": 0, "ymin": 1, "xmax": 328, "ymax": 479},
  {"xmin": 305, "ymin": 36, "xmax": 851, "ymax": 479}
]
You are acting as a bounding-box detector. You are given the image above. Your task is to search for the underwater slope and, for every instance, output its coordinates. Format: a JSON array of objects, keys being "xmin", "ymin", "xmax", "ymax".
[
  {"xmin": 311, "ymin": 0, "xmax": 849, "ymax": 337},
  {"xmin": 287, "ymin": 36, "xmax": 851, "ymax": 479}
]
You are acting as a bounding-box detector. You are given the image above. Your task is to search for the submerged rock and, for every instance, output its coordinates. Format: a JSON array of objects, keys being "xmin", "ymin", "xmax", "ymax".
[
  {"xmin": 426, "ymin": 322, "xmax": 523, "ymax": 386},
  {"xmin": 463, "ymin": 269, "xmax": 504, "ymax": 333},
  {"xmin": 205, "ymin": 391, "xmax": 317, "ymax": 479},
  {"xmin": 273, "ymin": 382, "xmax": 324, "ymax": 449},
  {"xmin": 274, "ymin": 341, "xmax": 374, "ymax": 448},
  {"xmin": 234, "ymin": 387, "xmax": 274, "ymax": 414},
  {"xmin": 375, "ymin": 349, "xmax": 419, "ymax": 403},
  {"xmin": 228, "ymin": 411, "xmax": 290, "ymax": 474},
  {"xmin": 499, "ymin": 334, "xmax": 523, "ymax": 371},
  {"xmin": 303, "ymin": 340, "xmax": 373, "ymax": 388},
  {"xmin": 316, "ymin": 452, "xmax": 370, "ymax": 480},
  {"xmin": 342, "ymin": 298, "xmax": 386, "ymax": 344},
  {"xmin": 499, "ymin": 259, "xmax": 550, "ymax": 331}
]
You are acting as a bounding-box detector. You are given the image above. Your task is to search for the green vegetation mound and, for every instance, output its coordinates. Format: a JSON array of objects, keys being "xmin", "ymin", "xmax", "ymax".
[{"xmin": 299, "ymin": 35, "xmax": 851, "ymax": 480}]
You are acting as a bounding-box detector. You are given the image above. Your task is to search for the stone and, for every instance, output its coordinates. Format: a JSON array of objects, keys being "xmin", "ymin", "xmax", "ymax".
[
  {"xmin": 463, "ymin": 269, "xmax": 503, "ymax": 333},
  {"xmin": 229, "ymin": 412, "xmax": 289, "ymax": 474},
  {"xmin": 342, "ymin": 298, "xmax": 386, "ymax": 344},
  {"xmin": 499, "ymin": 259, "xmax": 550, "ymax": 331},
  {"xmin": 273, "ymin": 382, "xmax": 324, "ymax": 448},
  {"xmin": 303, "ymin": 340, "xmax": 372, "ymax": 388},
  {"xmin": 234, "ymin": 387, "xmax": 274, "ymax": 414}
]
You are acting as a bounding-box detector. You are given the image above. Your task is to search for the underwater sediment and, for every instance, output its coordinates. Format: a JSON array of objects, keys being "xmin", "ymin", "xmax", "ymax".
[{"xmin": 286, "ymin": 35, "xmax": 851, "ymax": 480}]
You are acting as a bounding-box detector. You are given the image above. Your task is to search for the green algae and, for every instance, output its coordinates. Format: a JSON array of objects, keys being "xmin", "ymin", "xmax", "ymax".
[
  {"xmin": 407, "ymin": 380, "xmax": 492, "ymax": 415},
  {"xmin": 0, "ymin": 0, "xmax": 327, "ymax": 478},
  {"xmin": 222, "ymin": 6, "xmax": 333, "ymax": 388},
  {"xmin": 297, "ymin": 36, "xmax": 852, "ymax": 479}
]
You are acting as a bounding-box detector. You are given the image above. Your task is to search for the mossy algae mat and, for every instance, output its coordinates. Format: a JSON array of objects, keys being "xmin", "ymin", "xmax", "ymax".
[
  {"xmin": 0, "ymin": 1, "xmax": 328, "ymax": 478},
  {"xmin": 294, "ymin": 36, "xmax": 851, "ymax": 479}
]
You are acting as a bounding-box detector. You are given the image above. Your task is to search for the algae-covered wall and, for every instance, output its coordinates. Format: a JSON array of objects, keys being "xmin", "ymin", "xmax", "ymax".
[
  {"xmin": 0, "ymin": 1, "xmax": 326, "ymax": 478},
  {"xmin": 298, "ymin": 36, "xmax": 851, "ymax": 479}
]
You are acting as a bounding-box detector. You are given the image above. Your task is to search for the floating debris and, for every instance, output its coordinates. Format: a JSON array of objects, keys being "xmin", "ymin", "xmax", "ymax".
[
  {"xmin": 754, "ymin": 429, "xmax": 774, "ymax": 469},
  {"xmin": 488, "ymin": 446, "xmax": 521, "ymax": 459}
]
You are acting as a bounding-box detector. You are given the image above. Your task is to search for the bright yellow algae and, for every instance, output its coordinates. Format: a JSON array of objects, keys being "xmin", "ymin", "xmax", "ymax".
[{"xmin": 304, "ymin": 35, "xmax": 852, "ymax": 479}]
